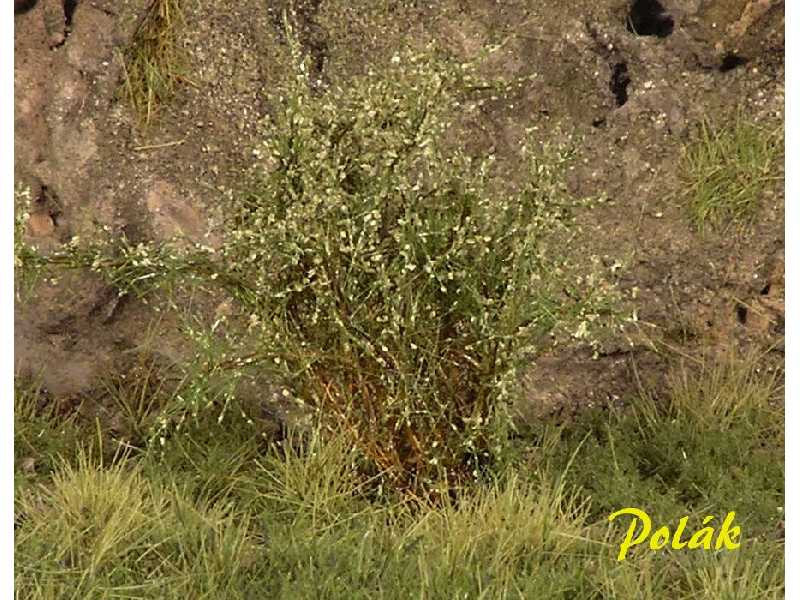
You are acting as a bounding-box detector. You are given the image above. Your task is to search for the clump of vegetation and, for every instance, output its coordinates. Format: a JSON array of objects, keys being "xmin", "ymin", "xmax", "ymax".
[
  {"xmin": 14, "ymin": 382, "xmax": 84, "ymax": 492},
  {"xmin": 680, "ymin": 114, "xmax": 782, "ymax": 231},
  {"xmin": 23, "ymin": 31, "xmax": 617, "ymax": 494},
  {"xmin": 15, "ymin": 451, "xmax": 259, "ymax": 599},
  {"xmin": 214, "ymin": 35, "xmax": 616, "ymax": 491},
  {"xmin": 119, "ymin": 0, "xmax": 187, "ymax": 126},
  {"xmin": 13, "ymin": 4, "xmax": 785, "ymax": 596}
]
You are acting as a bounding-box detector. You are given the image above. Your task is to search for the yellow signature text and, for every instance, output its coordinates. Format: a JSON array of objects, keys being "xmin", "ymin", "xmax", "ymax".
[{"xmin": 608, "ymin": 508, "xmax": 741, "ymax": 561}]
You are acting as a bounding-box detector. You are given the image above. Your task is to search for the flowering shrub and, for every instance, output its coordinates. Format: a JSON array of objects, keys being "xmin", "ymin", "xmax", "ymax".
[
  {"xmin": 18, "ymin": 32, "xmax": 617, "ymax": 494},
  {"xmin": 217, "ymin": 36, "xmax": 615, "ymax": 492}
]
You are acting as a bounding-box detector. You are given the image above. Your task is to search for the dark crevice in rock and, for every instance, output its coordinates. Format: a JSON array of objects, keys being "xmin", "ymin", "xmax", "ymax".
[
  {"xmin": 63, "ymin": 0, "xmax": 78, "ymax": 27},
  {"xmin": 736, "ymin": 304, "xmax": 748, "ymax": 325},
  {"xmin": 627, "ymin": 0, "xmax": 674, "ymax": 38},
  {"xmin": 610, "ymin": 62, "xmax": 631, "ymax": 107},
  {"xmin": 719, "ymin": 52, "xmax": 748, "ymax": 72},
  {"xmin": 14, "ymin": 0, "xmax": 38, "ymax": 15},
  {"xmin": 49, "ymin": 1, "xmax": 79, "ymax": 49},
  {"xmin": 36, "ymin": 184, "xmax": 63, "ymax": 226}
]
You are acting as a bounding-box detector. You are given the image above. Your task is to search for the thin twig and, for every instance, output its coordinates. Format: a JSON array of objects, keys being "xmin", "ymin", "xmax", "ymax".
[{"xmin": 132, "ymin": 139, "xmax": 186, "ymax": 151}]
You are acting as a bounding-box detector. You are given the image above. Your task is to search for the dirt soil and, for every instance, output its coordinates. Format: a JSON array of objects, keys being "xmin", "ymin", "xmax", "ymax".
[{"xmin": 14, "ymin": 0, "xmax": 784, "ymax": 425}]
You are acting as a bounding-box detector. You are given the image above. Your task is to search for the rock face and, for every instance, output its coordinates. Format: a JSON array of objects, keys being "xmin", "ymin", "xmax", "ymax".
[
  {"xmin": 14, "ymin": 0, "xmax": 149, "ymax": 396},
  {"xmin": 14, "ymin": 0, "xmax": 131, "ymax": 247}
]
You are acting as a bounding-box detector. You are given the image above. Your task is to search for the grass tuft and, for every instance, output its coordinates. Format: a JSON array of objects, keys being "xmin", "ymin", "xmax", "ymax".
[
  {"xmin": 680, "ymin": 114, "xmax": 783, "ymax": 231},
  {"xmin": 119, "ymin": 0, "xmax": 187, "ymax": 126},
  {"xmin": 14, "ymin": 381, "xmax": 90, "ymax": 489},
  {"xmin": 15, "ymin": 452, "xmax": 164, "ymax": 598}
]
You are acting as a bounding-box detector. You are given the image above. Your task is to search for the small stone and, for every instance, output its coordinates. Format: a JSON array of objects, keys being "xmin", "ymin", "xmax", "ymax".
[
  {"xmin": 28, "ymin": 212, "xmax": 55, "ymax": 237},
  {"xmin": 145, "ymin": 180, "xmax": 205, "ymax": 242}
]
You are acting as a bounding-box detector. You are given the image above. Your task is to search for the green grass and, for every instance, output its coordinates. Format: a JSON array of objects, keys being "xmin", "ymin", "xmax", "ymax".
[
  {"xmin": 119, "ymin": 0, "xmax": 187, "ymax": 126},
  {"xmin": 15, "ymin": 384, "xmax": 81, "ymax": 493},
  {"xmin": 680, "ymin": 115, "xmax": 783, "ymax": 231},
  {"xmin": 15, "ymin": 353, "xmax": 784, "ymax": 598}
]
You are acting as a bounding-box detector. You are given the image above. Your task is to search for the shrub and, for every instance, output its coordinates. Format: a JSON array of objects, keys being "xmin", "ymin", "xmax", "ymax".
[
  {"xmin": 216, "ymin": 33, "xmax": 615, "ymax": 492},
  {"xmin": 22, "ymin": 30, "xmax": 617, "ymax": 495}
]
